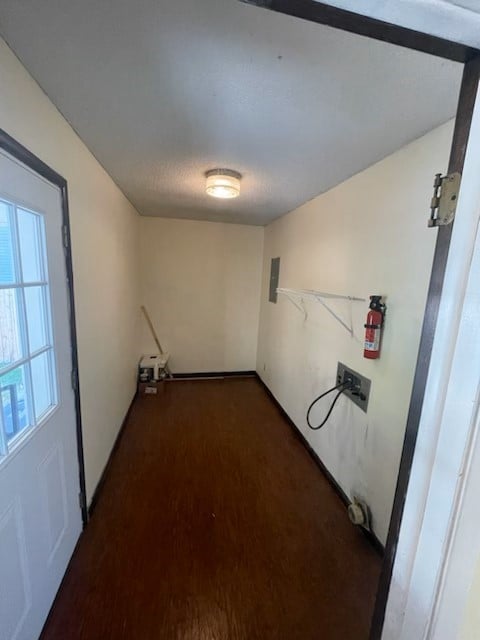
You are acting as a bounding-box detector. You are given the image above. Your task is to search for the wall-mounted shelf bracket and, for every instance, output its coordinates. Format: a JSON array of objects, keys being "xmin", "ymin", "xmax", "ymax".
[{"xmin": 276, "ymin": 288, "xmax": 366, "ymax": 335}]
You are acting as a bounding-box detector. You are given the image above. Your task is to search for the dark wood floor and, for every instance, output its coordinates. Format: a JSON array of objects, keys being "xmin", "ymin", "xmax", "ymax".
[{"xmin": 41, "ymin": 378, "xmax": 381, "ymax": 640}]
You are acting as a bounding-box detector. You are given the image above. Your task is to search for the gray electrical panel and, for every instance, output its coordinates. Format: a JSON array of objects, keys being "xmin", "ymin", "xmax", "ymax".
[{"xmin": 269, "ymin": 257, "xmax": 280, "ymax": 303}]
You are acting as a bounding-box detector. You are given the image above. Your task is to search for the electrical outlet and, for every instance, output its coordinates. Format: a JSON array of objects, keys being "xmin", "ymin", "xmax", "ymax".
[{"xmin": 336, "ymin": 362, "xmax": 371, "ymax": 413}]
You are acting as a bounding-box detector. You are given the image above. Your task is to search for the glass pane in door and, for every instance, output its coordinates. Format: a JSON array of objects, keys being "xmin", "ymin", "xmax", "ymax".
[
  {"xmin": 17, "ymin": 208, "xmax": 44, "ymax": 282},
  {"xmin": 24, "ymin": 286, "xmax": 49, "ymax": 353},
  {"xmin": 0, "ymin": 288, "xmax": 24, "ymax": 370},
  {"xmin": 0, "ymin": 365, "xmax": 29, "ymax": 442},
  {"xmin": 31, "ymin": 351, "xmax": 54, "ymax": 421},
  {"xmin": 0, "ymin": 201, "xmax": 16, "ymax": 284}
]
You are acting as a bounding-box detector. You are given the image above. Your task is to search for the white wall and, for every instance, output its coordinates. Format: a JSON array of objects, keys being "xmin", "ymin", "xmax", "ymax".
[
  {"xmin": 139, "ymin": 217, "xmax": 263, "ymax": 373},
  {"xmin": 460, "ymin": 560, "xmax": 480, "ymax": 640},
  {"xmin": 257, "ymin": 121, "xmax": 454, "ymax": 543},
  {"xmin": 0, "ymin": 39, "xmax": 140, "ymax": 503}
]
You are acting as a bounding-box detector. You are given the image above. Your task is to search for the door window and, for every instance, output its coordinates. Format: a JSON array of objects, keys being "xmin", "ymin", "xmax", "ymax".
[{"xmin": 0, "ymin": 199, "xmax": 58, "ymax": 454}]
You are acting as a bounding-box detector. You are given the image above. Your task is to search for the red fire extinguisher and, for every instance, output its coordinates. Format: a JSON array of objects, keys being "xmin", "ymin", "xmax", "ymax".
[{"xmin": 364, "ymin": 296, "xmax": 386, "ymax": 360}]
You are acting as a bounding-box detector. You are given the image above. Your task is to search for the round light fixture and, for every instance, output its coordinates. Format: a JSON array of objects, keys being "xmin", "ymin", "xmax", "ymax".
[{"xmin": 205, "ymin": 169, "xmax": 241, "ymax": 199}]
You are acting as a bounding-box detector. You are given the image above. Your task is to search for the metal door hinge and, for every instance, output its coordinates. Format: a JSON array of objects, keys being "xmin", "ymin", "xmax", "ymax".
[
  {"xmin": 62, "ymin": 224, "xmax": 69, "ymax": 249},
  {"xmin": 428, "ymin": 172, "xmax": 461, "ymax": 228},
  {"xmin": 78, "ymin": 491, "xmax": 87, "ymax": 512},
  {"xmin": 71, "ymin": 368, "xmax": 78, "ymax": 392}
]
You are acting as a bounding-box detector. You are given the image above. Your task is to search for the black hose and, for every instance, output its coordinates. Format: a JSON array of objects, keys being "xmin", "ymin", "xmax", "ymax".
[{"xmin": 306, "ymin": 380, "xmax": 353, "ymax": 431}]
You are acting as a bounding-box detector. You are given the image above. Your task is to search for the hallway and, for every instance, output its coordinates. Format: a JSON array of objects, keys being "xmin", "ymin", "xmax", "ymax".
[{"xmin": 41, "ymin": 378, "xmax": 381, "ymax": 639}]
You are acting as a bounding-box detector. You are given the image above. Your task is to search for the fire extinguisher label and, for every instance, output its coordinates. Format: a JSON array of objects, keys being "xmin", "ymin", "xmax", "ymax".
[{"xmin": 365, "ymin": 329, "xmax": 380, "ymax": 351}]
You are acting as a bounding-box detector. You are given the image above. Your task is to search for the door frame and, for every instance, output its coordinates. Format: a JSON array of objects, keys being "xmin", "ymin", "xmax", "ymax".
[
  {"xmin": 240, "ymin": 1, "xmax": 480, "ymax": 637},
  {"xmin": 0, "ymin": 128, "xmax": 87, "ymax": 526}
]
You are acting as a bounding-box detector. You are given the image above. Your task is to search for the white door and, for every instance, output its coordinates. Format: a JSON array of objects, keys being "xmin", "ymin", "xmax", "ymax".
[{"xmin": 0, "ymin": 149, "xmax": 82, "ymax": 640}]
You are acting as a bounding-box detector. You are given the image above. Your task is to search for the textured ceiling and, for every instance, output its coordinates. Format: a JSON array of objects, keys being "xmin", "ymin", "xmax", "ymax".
[
  {"xmin": 449, "ymin": 0, "xmax": 480, "ymax": 12},
  {"xmin": 319, "ymin": 0, "xmax": 480, "ymax": 48},
  {"xmin": 0, "ymin": 0, "xmax": 463, "ymax": 225}
]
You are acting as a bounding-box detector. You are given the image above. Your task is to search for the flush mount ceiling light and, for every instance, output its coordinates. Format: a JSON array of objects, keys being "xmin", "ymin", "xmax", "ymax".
[{"xmin": 205, "ymin": 169, "xmax": 241, "ymax": 199}]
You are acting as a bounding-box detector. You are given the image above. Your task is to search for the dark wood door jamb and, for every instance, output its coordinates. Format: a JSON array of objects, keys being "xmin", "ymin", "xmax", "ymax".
[
  {"xmin": 369, "ymin": 55, "xmax": 480, "ymax": 639},
  {"xmin": 239, "ymin": 0, "xmax": 480, "ymax": 62}
]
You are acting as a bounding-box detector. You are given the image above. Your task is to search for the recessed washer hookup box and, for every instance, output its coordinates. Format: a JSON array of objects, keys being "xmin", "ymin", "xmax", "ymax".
[{"xmin": 336, "ymin": 362, "xmax": 371, "ymax": 413}]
